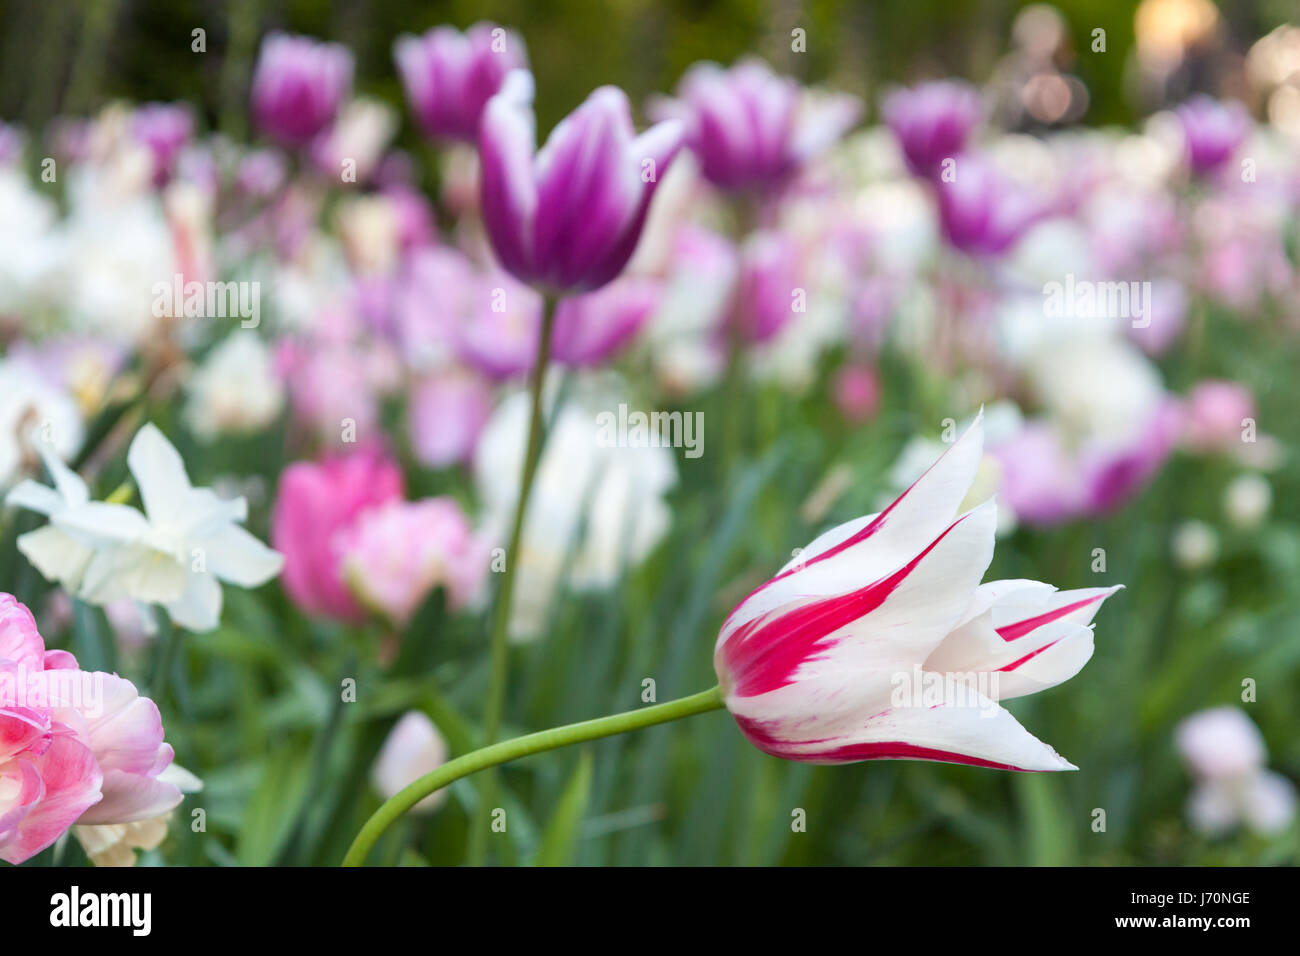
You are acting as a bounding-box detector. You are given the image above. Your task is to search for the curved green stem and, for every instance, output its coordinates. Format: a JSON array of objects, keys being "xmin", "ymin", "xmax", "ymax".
[
  {"xmin": 468, "ymin": 296, "xmax": 559, "ymax": 865},
  {"xmin": 343, "ymin": 686, "xmax": 725, "ymax": 866}
]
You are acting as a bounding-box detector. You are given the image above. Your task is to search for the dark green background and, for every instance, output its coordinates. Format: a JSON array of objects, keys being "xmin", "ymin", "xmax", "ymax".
[{"xmin": 2, "ymin": 0, "xmax": 1293, "ymax": 139}]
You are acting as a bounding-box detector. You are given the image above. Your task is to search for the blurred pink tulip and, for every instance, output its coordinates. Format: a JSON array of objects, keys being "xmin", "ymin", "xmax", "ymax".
[
  {"xmin": 1176, "ymin": 96, "xmax": 1250, "ymax": 177},
  {"xmin": 272, "ymin": 449, "xmax": 405, "ymax": 622},
  {"xmin": 407, "ymin": 371, "xmax": 494, "ymax": 468},
  {"xmin": 131, "ymin": 103, "xmax": 193, "ymax": 186},
  {"xmin": 1182, "ymin": 380, "xmax": 1255, "ymax": 453},
  {"xmin": 834, "ymin": 364, "xmax": 881, "ymax": 423},
  {"xmin": 343, "ymin": 498, "xmax": 487, "ymax": 625},
  {"xmin": 552, "ymin": 276, "xmax": 660, "ymax": 366}
]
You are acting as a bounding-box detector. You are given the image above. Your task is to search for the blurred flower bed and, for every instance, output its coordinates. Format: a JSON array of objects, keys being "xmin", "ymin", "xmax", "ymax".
[{"xmin": 1, "ymin": 4, "xmax": 1298, "ymax": 866}]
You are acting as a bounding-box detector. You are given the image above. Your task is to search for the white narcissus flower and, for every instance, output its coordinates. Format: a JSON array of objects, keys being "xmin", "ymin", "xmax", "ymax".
[
  {"xmin": 714, "ymin": 412, "xmax": 1120, "ymax": 772},
  {"xmin": 0, "ymin": 359, "xmax": 84, "ymax": 488},
  {"xmin": 184, "ymin": 331, "xmax": 285, "ymax": 441},
  {"xmin": 6, "ymin": 442, "xmax": 96, "ymax": 591},
  {"xmin": 13, "ymin": 424, "xmax": 283, "ymax": 632},
  {"xmin": 72, "ymin": 763, "xmax": 203, "ymax": 867}
]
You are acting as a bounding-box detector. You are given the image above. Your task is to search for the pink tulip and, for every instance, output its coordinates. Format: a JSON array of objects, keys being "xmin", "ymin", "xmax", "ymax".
[
  {"xmin": 394, "ymin": 22, "xmax": 526, "ymax": 142},
  {"xmin": 990, "ymin": 424, "xmax": 1084, "ymax": 525},
  {"xmin": 1079, "ymin": 400, "xmax": 1181, "ymax": 514},
  {"xmin": 479, "ymin": 70, "xmax": 685, "ymax": 292},
  {"xmin": 1182, "ymin": 380, "xmax": 1255, "ymax": 453},
  {"xmin": 342, "ymin": 498, "xmax": 487, "ymax": 626},
  {"xmin": 551, "ymin": 276, "xmax": 660, "ymax": 367},
  {"xmin": 833, "ymin": 363, "xmax": 881, "ymax": 423},
  {"xmin": 407, "ymin": 371, "xmax": 494, "ymax": 469},
  {"xmin": 130, "ymin": 103, "xmax": 193, "ymax": 186},
  {"xmin": 272, "ymin": 449, "xmax": 405, "ymax": 622},
  {"xmin": 455, "ymin": 272, "xmax": 544, "ymax": 380},
  {"xmin": 1, "ymin": 595, "xmax": 184, "ymax": 865},
  {"xmin": 714, "ymin": 415, "xmax": 1119, "ymax": 771},
  {"xmin": 730, "ymin": 230, "xmax": 803, "ymax": 344},
  {"xmin": 251, "ymin": 33, "xmax": 353, "ymax": 147}
]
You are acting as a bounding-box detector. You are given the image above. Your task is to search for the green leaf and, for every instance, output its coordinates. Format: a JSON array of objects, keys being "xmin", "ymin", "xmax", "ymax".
[{"xmin": 533, "ymin": 750, "xmax": 593, "ymax": 867}]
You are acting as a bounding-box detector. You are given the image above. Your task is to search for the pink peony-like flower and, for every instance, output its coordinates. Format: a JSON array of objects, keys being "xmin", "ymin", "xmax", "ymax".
[
  {"xmin": 272, "ymin": 449, "xmax": 405, "ymax": 622},
  {"xmin": 342, "ymin": 498, "xmax": 487, "ymax": 626},
  {"xmin": 1, "ymin": 595, "xmax": 186, "ymax": 865}
]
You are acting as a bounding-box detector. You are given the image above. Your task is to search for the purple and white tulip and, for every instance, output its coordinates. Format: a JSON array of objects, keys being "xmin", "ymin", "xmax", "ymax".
[
  {"xmin": 936, "ymin": 157, "xmax": 1041, "ymax": 257},
  {"xmin": 652, "ymin": 58, "xmax": 860, "ymax": 192},
  {"xmin": 251, "ymin": 33, "xmax": 353, "ymax": 148},
  {"xmin": 394, "ymin": 22, "xmax": 527, "ymax": 142},
  {"xmin": 478, "ymin": 71, "xmax": 685, "ymax": 293},
  {"xmin": 1175, "ymin": 95, "xmax": 1250, "ymax": 177},
  {"xmin": 881, "ymin": 80, "xmax": 981, "ymax": 179}
]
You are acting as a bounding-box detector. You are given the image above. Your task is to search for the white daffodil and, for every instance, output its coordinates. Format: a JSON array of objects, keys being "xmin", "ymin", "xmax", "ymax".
[
  {"xmin": 5, "ymin": 442, "xmax": 96, "ymax": 591},
  {"xmin": 15, "ymin": 423, "xmax": 283, "ymax": 632}
]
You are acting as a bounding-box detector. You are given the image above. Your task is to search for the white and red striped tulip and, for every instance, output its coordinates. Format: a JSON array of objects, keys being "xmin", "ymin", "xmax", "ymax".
[{"xmin": 714, "ymin": 413, "xmax": 1120, "ymax": 772}]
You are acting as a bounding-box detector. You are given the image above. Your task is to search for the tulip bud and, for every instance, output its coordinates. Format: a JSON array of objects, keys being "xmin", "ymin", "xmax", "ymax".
[{"xmin": 251, "ymin": 33, "xmax": 353, "ymax": 147}]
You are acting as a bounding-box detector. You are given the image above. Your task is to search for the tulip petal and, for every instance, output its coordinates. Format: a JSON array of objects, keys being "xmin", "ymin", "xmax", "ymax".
[
  {"xmin": 736, "ymin": 689, "xmax": 1077, "ymax": 771},
  {"xmin": 533, "ymin": 86, "xmax": 639, "ymax": 288},
  {"xmin": 479, "ymin": 69, "xmax": 539, "ymax": 279},
  {"xmin": 720, "ymin": 500, "xmax": 997, "ymax": 700},
  {"xmin": 127, "ymin": 424, "xmax": 195, "ymax": 528},
  {"xmin": 720, "ymin": 411, "xmax": 987, "ymax": 648}
]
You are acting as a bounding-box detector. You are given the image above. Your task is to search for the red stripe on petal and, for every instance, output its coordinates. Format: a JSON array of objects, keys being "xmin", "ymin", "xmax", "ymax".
[
  {"xmin": 997, "ymin": 638, "xmax": 1062, "ymax": 672},
  {"xmin": 722, "ymin": 514, "xmax": 968, "ymax": 697},
  {"xmin": 733, "ymin": 715, "xmax": 1041, "ymax": 770},
  {"xmin": 997, "ymin": 594, "xmax": 1104, "ymax": 643}
]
